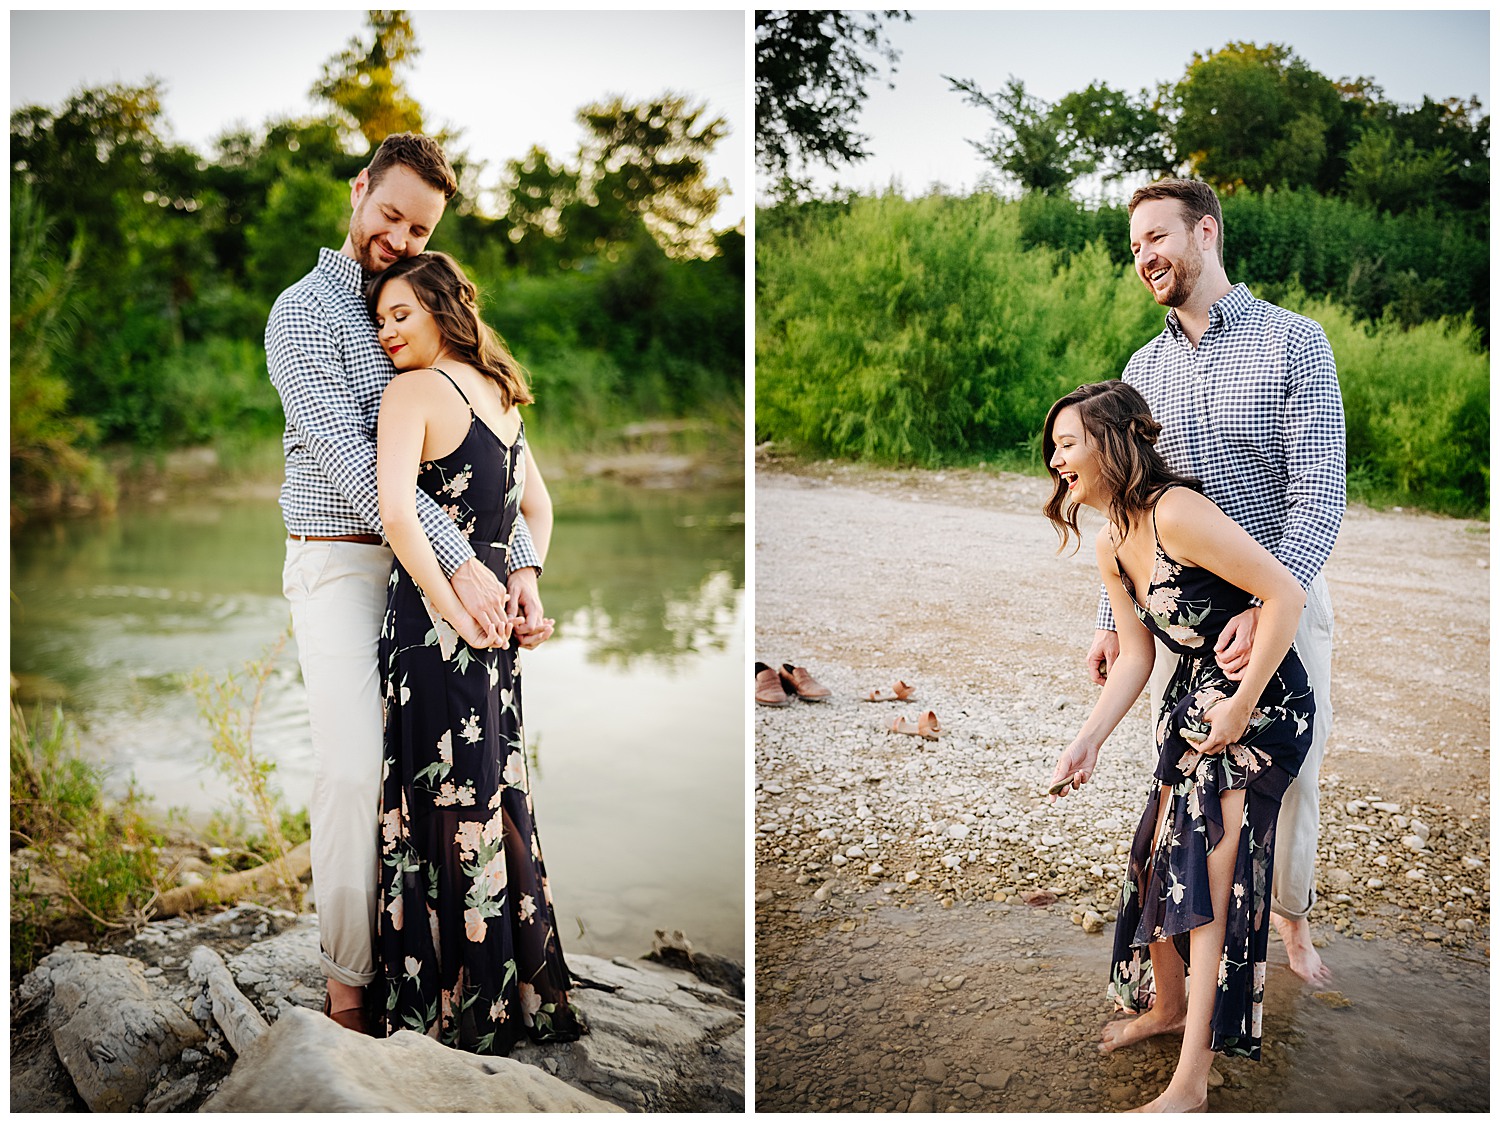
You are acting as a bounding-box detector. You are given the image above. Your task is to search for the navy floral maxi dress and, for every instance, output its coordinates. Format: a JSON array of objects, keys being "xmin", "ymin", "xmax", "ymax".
[
  {"xmin": 1106, "ymin": 498, "xmax": 1312, "ymax": 1060},
  {"xmin": 376, "ymin": 371, "xmax": 585, "ymax": 1053}
]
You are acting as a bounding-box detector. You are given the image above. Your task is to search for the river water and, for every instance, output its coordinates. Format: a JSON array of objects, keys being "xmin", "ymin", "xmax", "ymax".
[
  {"xmin": 11, "ymin": 477, "xmax": 746, "ymax": 962},
  {"xmin": 755, "ymin": 884, "xmax": 1488, "ymax": 1111}
]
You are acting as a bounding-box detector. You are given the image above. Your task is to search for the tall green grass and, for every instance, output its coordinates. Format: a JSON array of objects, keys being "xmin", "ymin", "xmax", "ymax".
[
  {"xmin": 11, "ymin": 704, "xmax": 162, "ymax": 974},
  {"xmin": 757, "ymin": 191, "xmax": 1489, "ymax": 517},
  {"xmin": 757, "ymin": 192, "xmax": 1161, "ymax": 464}
]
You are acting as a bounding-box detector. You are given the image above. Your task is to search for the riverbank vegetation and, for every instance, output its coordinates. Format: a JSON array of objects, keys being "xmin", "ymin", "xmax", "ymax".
[
  {"xmin": 755, "ymin": 36, "xmax": 1487, "ymax": 518},
  {"xmin": 10, "ymin": 704, "xmax": 162, "ymax": 975},
  {"xmin": 10, "ymin": 653, "xmax": 312, "ymax": 977},
  {"xmin": 11, "ymin": 12, "xmax": 743, "ymax": 527}
]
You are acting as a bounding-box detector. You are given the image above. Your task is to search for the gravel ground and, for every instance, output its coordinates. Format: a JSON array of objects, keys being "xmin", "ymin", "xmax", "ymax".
[{"xmin": 752, "ymin": 457, "xmax": 1489, "ymax": 1112}]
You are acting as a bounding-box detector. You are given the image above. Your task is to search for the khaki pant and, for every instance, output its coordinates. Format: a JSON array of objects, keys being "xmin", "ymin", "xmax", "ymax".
[
  {"xmin": 1147, "ymin": 573, "xmax": 1334, "ymax": 921},
  {"xmin": 283, "ymin": 539, "xmax": 393, "ymax": 987}
]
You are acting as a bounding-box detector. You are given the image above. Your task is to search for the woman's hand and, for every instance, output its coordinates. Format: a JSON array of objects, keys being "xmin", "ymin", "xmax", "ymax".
[
  {"xmin": 453, "ymin": 608, "xmax": 507, "ymax": 650},
  {"xmin": 1048, "ymin": 739, "xmax": 1101, "ymax": 803},
  {"xmin": 1197, "ymin": 696, "xmax": 1252, "ymax": 756}
]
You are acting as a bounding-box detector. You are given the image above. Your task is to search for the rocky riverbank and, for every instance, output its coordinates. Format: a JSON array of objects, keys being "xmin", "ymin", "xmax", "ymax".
[
  {"xmin": 11, "ymin": 904, "xmax": 743, "ymax": 1113},
  {"xmin": 753, "ymin": 461, "xmax": 1489, "ymax": 1111}
]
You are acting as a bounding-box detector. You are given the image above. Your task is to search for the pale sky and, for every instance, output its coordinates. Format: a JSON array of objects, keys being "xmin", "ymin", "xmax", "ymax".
[
  {"xmin": 10, "ymin": 9, "xmax": 747, "ymax": 227},
  {"xmin": 782, "ymin": 8, "xmax": 1490, "ymax": 201}
]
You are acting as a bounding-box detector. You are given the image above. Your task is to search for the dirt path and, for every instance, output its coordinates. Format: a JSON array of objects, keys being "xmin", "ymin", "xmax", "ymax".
[{"xmin": 752, "ymin": 459, "xmax": 1489, "ymax": 1112}]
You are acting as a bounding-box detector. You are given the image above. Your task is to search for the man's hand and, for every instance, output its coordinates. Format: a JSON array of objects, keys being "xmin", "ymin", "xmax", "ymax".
[
  {"xmin": 507, "ymin": 566, "xmax": 553, "ymax": 649},
  {"xmin": 1087, "ymin": 628, "xmax": 1120, "ymax": 686},
  {"xmin": 1214, "ymin": 606, "xmax": 1260, "ymax": 681},
  {"xmin": 452, "ymin": 559, "xmax": 510, "ymax": 647}
]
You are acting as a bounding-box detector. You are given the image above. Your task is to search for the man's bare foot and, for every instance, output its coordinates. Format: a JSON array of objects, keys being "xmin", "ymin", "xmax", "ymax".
[
  {"xmin": 1271, "ymin": 912, "xmax": 1333, "ymax": 986},
  {"xmin": 1126, "ymin": 1089, "xmax": 1207, "ymax": 1112},
  {"xmin": 1099, "ymin": 1005, "xmax": 1187, "ymax": 1053}
]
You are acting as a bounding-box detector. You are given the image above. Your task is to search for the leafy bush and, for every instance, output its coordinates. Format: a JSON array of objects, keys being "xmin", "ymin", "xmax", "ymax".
[
  {"xmin": 757, "ymin": 191, "xmax": 1159, "ymax": 464},
  {"xmin": 758, "ymin": 191, "xmax": 1489, "ymax": 516}
]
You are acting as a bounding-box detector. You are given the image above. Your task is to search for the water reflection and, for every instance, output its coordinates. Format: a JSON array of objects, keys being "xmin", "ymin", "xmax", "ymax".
[
  {"xmin": 542, "ymin": 480, "xmax": 745, "ymax": 666},
  {"xmin": 10, "ymin": 480, "xmax": 746, "ymax": 959}
]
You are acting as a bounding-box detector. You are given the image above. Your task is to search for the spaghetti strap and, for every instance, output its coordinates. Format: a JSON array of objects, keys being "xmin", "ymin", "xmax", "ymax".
[{"xmin": 430, "ymin": 366, "xmax": 472, "ymax": 412}]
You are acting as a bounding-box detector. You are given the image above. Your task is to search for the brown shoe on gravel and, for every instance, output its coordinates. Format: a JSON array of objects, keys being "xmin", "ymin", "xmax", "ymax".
[
  {"xmin": 755, "ymin": 661, "xmax": 790, "ymax": 706},
  {"xmin": 778, "ymin": 663, "xmax": 831, "ymax": 701}
]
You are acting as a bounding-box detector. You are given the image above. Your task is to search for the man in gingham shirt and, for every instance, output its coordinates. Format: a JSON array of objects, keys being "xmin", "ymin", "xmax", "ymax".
[
  {"xmin": 269, "ymin": 133, "xmax": 546, "ymax": 1032},
  {"xmin": 1087, "ymin": 179, "xmax": 1343, "ymax": 989}
]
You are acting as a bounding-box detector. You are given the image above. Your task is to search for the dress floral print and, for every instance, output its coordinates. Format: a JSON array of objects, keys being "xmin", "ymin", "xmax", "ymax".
[
  {"xmin": 1107, "ymin": 494, "xmax": 1312, "ymax": 1060},
  {"xmin": 376, "ymin": 371, "xmax": 584, "ymax": 1053}
]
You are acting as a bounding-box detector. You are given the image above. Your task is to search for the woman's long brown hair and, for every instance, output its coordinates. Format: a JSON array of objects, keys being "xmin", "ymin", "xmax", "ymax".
[
  {"xmin": 367, "ymin": 251, "xmax": 534, "ymax": 409},
  {"xmin": 1041, "ymin": 380, "xmax": 1202, "ymax": 554}
]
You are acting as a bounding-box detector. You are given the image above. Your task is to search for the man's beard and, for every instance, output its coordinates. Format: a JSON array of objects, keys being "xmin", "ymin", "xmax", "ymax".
[
  {"xmin": 349, "ymin": 205, "xmax": 394, "ymax": 274},
  {"xmin": 1156, "ymin": 246, "xmax": 1203, "ymax": 308}
]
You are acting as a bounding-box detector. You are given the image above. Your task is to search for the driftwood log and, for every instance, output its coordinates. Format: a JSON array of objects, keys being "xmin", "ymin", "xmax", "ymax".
[{"xmin": 152, "ymin": 842, "xmax": 311, "ymax": 919}]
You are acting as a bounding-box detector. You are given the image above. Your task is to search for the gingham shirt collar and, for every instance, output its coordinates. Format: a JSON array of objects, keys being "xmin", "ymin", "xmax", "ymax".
[
  {"xmin": 1162, "ymin": 282, "xmax": 1254, "ymax": 344},
  {"xmin": 318, "ymin": 245, "xmax": 367, "ymax": 298}
]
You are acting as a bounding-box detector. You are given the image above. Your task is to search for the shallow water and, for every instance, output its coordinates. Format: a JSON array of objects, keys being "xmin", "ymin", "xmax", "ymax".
[
  {"xmin": 754, "ymin": 886, "xmax": 1487, "ymax": 1111},
  {"xmin": 11, "ymin": 480, "xmax": 746, "ymax": 961}
]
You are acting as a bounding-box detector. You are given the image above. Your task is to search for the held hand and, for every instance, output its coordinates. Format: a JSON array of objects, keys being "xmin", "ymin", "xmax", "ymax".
[
  {"xmin": 1047, "ymin": 740, "xmax": 1100, "ymax": 803},
  {"xmin": 516, "ymin": 617, "xmax": 556, "ymax": 649},
  {"xmin": 452, "ymin": 559, "xmax": 511, "ymax": 647},
  {"xmin": 1197, "ymin": 697, "xmax": 1251, "ymax": 756},
  {"xmin": 1214, "ymin": 606, "xmax": 1260, "ymax": 682},
  {"xmin": 1087, "ymin": 629, "xmax": 1120, "ymax": 687},
  {"xmin": 453, "ymin": 610, "xmax": 499, "ymax": 651},
  {"xmin": 507, "ymin": 567, "xmax": 550, "ymax": 650}
]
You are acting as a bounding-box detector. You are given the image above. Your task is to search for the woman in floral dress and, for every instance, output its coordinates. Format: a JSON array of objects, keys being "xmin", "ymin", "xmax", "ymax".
[
  {"xmin": 370, "ymin": 251, "xmax": 585, "ymax": 1053},
  {"xmin": 1042, "ymin": 381, "xmax": 1311, "ymax": 1112}
]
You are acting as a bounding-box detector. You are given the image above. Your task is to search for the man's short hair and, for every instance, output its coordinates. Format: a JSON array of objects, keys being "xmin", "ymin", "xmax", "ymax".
[
  {"xmin": 1129, "ymin": 178, "xmax": 1224, "ymax": 267},
  {"xmin": 366, "ymin": 133, "xmax": 457, "ymax": 201}
]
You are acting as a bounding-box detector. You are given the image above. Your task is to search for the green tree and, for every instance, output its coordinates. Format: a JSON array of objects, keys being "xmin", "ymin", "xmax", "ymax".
[
  {"xmin": 498, "ymin": 96, "xmax": 732, "ymax": 267},
  {"xmin": 755, "ymin": 10, "xmax": 910, "ymax": 179},
  {"xmin": 949, "ymin": 77, "xmax": 1085, "ymax": 195},
  {"xmin": 1170, "ymin": 42, "xmax": 1345, "ymax": 194},
  {"xmin": 1343, "ymin": 127, "xmax": 1456, "ymax": 214},
  {"xmin": 245, "ymin": 167, "xmax": 352, "ymax": 303},
  {"xmin": 9, "ymin": 187, "xmax": 113, "ymax": 523},
  {"xmin": 312, "ymin": 9, "xmax": 424, "ymax": 148},
  {"xmin": 574, "ymin": 95, "xmax": 730, "ymax": 258},
  {"xmin": 1053, "ymin": 83, "xmax": 1171, "ymax": 182}
]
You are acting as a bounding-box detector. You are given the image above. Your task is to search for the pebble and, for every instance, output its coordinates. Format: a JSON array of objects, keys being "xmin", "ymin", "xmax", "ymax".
[
  {"xmin": 1081, "ymin": 910, "xmax": 1104, "ymax": 934},
  {"xmin": 922, "ymin": 1058, "xmax": 948, "ymax": 1083}
]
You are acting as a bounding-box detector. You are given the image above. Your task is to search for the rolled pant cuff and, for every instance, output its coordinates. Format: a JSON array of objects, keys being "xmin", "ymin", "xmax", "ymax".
[
  {"xmin": 322, "ymin": 949, "xmax": 376, "ymax": 989},
  {"xmin": 1270, "ymin": 893, "xmax": 1315, "ymax": 924}
]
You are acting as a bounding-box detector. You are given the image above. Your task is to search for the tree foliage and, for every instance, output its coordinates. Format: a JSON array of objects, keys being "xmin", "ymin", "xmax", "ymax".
[
  {"xmin": 9, "ymin": 13, "xmax": 742, "ymax": 522},
  {"xmin": 1170, "ymin": 42, "xmax": 1348, "ymax": 194},
  {"xmin": 949, "ymin": 39, "xmax": 1488, "ymax": 223},
  {"xmin": 497, "ymin": 95, "xmax": 731, "ymax": 265},
  {"xmin": 312, "ymin": 9, "xmax": 424, "ymax": 148},
  {"xmin": 755, "ymin": 10, "xmax": 910, "ymax": 177}
]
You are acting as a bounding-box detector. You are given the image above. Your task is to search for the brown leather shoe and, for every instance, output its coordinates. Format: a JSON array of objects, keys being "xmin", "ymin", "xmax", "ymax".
[
  {"xmin": 779, "ymin": 663, "xmax": 831, "ymax": 701},
  {"xmin": 755, "ymin": 661, "xmax": 790, "ymax": 706},
  {"xmin": 324, "ymin": 992, "xmax": 372, "ymax": 1035}
]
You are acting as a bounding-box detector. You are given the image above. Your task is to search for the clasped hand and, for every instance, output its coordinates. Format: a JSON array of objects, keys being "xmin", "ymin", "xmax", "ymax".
[
  {"xmin": 1192, "ymin": 696, "xmax": 1251, "ymax": 756},
  {"xmin": 450, "ymin": 560, "xmax": 555, "ymax": 650}
]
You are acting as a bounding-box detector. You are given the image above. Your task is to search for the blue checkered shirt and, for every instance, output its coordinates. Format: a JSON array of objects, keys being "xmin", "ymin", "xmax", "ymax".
[
  {"xmin": 1097, "ymin": 283, "xmax": 1345, "ymax": 631},
  {"xmin": 267, "ymin": 248, "xmax": 539, "ymax": 579}
]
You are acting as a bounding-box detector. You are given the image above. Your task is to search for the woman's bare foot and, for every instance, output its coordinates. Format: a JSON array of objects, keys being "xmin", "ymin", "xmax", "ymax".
[
  {"xmin": 1099, "ymin": 1004, "xmax": 1187, "ymax": 1053},
  {"xmin": 1126, "ymin": 1089, "xmax": 1207, "ymax": 1112},
  {"xmin": 1271, "ymin": 912, "xmax": 1333, "ymax": 986}
]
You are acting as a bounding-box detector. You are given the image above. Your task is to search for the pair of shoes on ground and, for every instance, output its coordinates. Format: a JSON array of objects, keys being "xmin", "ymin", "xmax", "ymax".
[
  {"xmin": 889, "ymin": 710, "xmax": 942, "ymax": 741},
  {"xmin": 861, "ymin": 680, "xmax": 915, "ymax": 703},
  {"xmin": 756, "ymin": 661, "xmax": 831, "ymax": 705}
]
